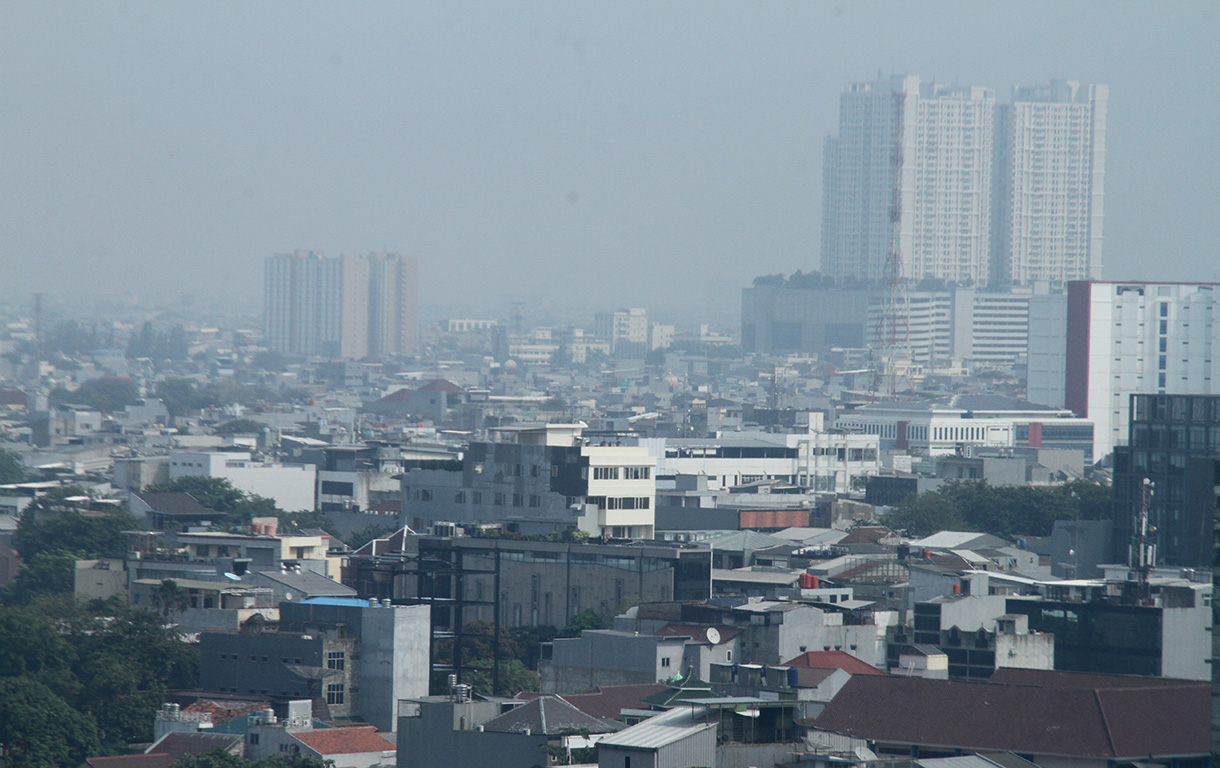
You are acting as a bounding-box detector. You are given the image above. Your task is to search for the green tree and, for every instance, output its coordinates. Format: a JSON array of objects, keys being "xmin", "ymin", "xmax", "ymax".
[
  {"xmin": 460, "ymin": 658, "xmax": 539, "ymax": 697},
  {"xmin": 887, "ymin": 479, "xmax": 1112, "ymax": 540},
  {"xmin": 0, "ymin": 677, "xmax": 100, "ymax": 768},
  {"xmin": 13, "ymin": 507, "xmax": 137, "ymax": 564},
  {"xmin": 0, "ymin": 447, "xmax": 26, "ymax": 483},
  {"xmin": 172, "ymin": 751, "xmax": 332, "ymax": 768},
  {"xmin": 49, "ymin": 376, "xmax": 140, "ymax": 413},
  {"xmin": 560, "ymin": 609, "xmax": 605, "ymax": 637},
  {"xmin": 156, "ymin": 377, "xmax": 207, "ymax": 417},
  {"xmin": 8, "ymin": 549, "xmax": 82, "ymax": 602},
  {"xmin": 143, "ymin": 477, "xmax": 286, "ymax": 523},
  {"xmin": 510, "ymin": 624, "xmax": 559, "ymax": 670},
  {"xmin": 214, "ymin": 418, "xmax": 266, "ymax": 435},
  {"xmin": 150, "ymin": 579, "xmax": 191, "ymax": 620}
]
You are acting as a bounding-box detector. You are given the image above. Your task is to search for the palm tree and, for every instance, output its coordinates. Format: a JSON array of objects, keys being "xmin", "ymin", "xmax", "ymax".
[{"xmin": 149, "ymin": 579, "xmax": 190, "ymax": 621}]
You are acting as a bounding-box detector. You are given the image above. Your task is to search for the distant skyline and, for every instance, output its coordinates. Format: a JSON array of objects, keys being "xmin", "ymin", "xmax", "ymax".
[{"xmin": 3, "ymin": 2, "xmax": 1219, "ymax": 322}]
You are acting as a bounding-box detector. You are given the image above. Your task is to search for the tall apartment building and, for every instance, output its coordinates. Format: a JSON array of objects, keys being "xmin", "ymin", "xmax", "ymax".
[
  {"xmin": 1027, "ymin": 281, "xmax": 1220, "ymax": 460},
  {"xmin": 594, "ymin": 308, "xmax": 649, "ymax": 357},
  {"xmin": 822, "ymin": 76, "xmax": 1106, "ymax": 289},
  {"xmin": 823, "ymin": 76, "xmax": 994, "ymax": 286},
  {"xmin": 993, "ymin": 82, "xmax": 1108, "ymax": 286},
  {"xmin": 264, "ymin": 250, "xmax": 417, "ymax": 359}
]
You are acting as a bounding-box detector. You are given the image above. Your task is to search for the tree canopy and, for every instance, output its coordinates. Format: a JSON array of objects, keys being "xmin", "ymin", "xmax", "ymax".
[
  {"xmin": 49, "ymin": 376, "xmax": 140, "ymax": 413},
  {"xmin": 214, "ymin": 418, "xmax": 267, "ymax": 435},
  {"xmin": 172, "ymin": 750, "xmax": 332, "ymax": 768},
  {"xmin": 885, "ymin": 479, "xmax": 1112, "ymax": 539},
  {"xmin": 0, "ymin": 447, "xmax": 26, "ymax": 484},
  {"xmin": 144, "ymin": 476, "xmax": 280, "ymax": 525},
  {"xmin": 0, "ymin": 677, "xmax": 101, "ymax": 767},
  {"xmin": 155, "ymin": 377, "xmax": 307, "ymax": 418},
  {"xmin": 0, "ymin": 597, "xmax": 199, "ymax": 761}
]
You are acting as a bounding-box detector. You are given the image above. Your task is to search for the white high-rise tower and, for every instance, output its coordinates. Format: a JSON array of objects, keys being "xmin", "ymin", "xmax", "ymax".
[
  {"xmin": 822, "ymin": 75, "xmax": 994, "ymax": 287},
  {"xmin": 992, "ymin": 81, "xmax": 1108, "ymax": 287},
  {"xmin": 264, "ymin": 250, "xmax": 417, "ymax": 359}
]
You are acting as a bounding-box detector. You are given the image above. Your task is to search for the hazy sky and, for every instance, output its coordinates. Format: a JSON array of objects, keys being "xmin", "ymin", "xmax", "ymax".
[{"xmin": 3, "ymin": 1, "xmax": 1218, "ymax": 322}]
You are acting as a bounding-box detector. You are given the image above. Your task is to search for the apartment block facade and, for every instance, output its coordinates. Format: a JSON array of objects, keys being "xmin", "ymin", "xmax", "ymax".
[{"xmin": 264, "ymin": 249, "xmax": 417, "ymax": 359}]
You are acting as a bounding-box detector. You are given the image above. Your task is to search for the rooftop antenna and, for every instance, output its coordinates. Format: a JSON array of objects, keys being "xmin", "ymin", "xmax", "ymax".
[{"xmin": 1129, "ymin": 478, "xmax": 1156, "ymax": 605}]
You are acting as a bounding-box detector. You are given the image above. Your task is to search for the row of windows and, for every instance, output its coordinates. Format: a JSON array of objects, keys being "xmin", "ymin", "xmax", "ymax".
[
  {"xmin": 590, "ymin": 496, "xmax": 652, "ymax": 510},
  {"xmin": 593, "ymin": 466, "xmax": 652, "ymax": 480}
]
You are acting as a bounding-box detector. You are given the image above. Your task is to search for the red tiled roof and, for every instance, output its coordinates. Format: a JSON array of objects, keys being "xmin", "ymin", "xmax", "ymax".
[
  {"xmin": 294, "ymin": 726, "xmax": 395, "ymax": 755},
  {"xmin": 782, "ymin": 650, "xmax": 886, "ymax": 676}
]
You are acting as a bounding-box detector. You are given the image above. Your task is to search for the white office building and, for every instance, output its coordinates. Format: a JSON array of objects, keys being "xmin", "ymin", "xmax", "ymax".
[
  {"xmin": 866, "ymin": 286, "xmax": 1048, "ymax": 367},
  {"xmin": 837, "ymin": 394, "xmax": 1095, "ymax": 463},
  {"xmin": 638, "ymin": 416, "xmax": 881, "ymax": 494},
  {"xmin": 169, "ymin": 450, "xmax": 318, "ymax": 513},
  {"xmin": 993, "ymin": 81, "xmax": 1108, "ymax": 287},
  {"xmin": 1027, "ymin": 281, "xmax": 1220, "ymax": 460}
]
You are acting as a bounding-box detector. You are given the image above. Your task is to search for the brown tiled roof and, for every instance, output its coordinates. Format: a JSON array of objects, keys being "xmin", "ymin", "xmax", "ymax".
[
  {"xmin": 988, "ymin": 667, "xmax": 1198, "ymax": 689},
  {"xmin": 519, "ymin": 683, "xmax": 668, "ymax": 720},
  {"xmin": 0, "ymin": 389, "xmax": 27, "ymax": 406},
  {"xmin": 377, "ymin": 388, "xmax": 414, "ymax": 404},
  {"xmin": 293, "ymin": 725, "xmax": 395, "ymax": 755},
  {"xmin": 416, "ymin": 379, "xmax": 463, "ymax": 394},
  {"xmin": 132, "ymin": 492, "xmax": 219, "ymax": 517},
  {"xmin": 811, "ymin": 675, "xmax": 1209, "ymax": 759},
  {"xmin": 783, "ymin": 650, "xmax": 886, "ymax": 676},
  {"xmin": 837, "ymin": 526, "xmax": 896, "ymax": 545},
  {"xmin": 146, "ymin": 732, "xmax": 243, "ymax": 762}
]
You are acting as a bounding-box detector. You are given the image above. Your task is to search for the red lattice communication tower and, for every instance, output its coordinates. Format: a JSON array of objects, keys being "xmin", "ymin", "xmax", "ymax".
[{"xmin": 871, "ymin": 87, "xmax": 912, "ymax": 399}]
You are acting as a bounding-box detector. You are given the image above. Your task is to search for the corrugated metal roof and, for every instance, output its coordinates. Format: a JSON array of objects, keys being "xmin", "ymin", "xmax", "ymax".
[{"xmin": 596, "ymin": 707, "xmax": 715, "ymax": 749}]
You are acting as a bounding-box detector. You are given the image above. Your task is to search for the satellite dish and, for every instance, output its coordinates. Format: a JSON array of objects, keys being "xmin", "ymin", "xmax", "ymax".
[
  {"xmin": 705, "ymin": 627, "xmax": 721, "ymax": 645},
  {"xmin": 223, "ymin": 572, "xmax": 241, "ymax": 581}
]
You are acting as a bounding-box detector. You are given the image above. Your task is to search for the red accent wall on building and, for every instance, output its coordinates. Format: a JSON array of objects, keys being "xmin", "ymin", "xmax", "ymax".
[
  {"xmin": 896, "ymin": 421, "xmax": 909, "ymax": 450},
  {"xmin": 1028, "ymin": 422, "xmax": 1043, "ymax": 448},
  {"xmin": 739, "ymin": 509, "xmax": 811, "ymax": 530},
  {"xmin": 1064, "ymin": 281, "xmax": 1092, "ymax": 418}
]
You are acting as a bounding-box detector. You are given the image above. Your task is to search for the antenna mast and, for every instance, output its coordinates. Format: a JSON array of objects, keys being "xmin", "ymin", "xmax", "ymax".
[{"xmin": 872, "ymin": 86, "xmax": 912, "ymax": 399}]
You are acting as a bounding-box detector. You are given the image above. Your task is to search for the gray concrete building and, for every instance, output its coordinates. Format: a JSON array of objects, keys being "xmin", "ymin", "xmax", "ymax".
[{"xmin": 200, "ymin": 596, "xmax": 429, "ymax": 731}]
